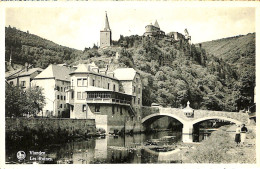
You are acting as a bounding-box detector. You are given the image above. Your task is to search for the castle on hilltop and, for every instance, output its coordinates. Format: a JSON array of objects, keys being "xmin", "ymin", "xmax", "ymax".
[
  {"xmin": 99, "ymin": 12, "xmax": 191, "ymax": 48},
  {"xmin": 144, "ymin": 20, "xmax": 165, "ymax": 38},
  {"xmin": 144, "ymin": 20, "xmax": 191, "ymax": 44}
]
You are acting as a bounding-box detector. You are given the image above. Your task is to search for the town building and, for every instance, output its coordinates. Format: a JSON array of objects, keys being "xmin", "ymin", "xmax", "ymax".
[
  {"xmin": 5, "ymin": 63, "xmax": 43, "ymax": 89},
  {"xmin": 66, "ymin": 62, "xmax": 142, "ymax": 134},
  {"xmin": 100, "ymin": 11, "xmax": 112, "ymax": 48},
  {"xmin": 31, "ymin": 64, "xmax": 71, "ymax": 117}
]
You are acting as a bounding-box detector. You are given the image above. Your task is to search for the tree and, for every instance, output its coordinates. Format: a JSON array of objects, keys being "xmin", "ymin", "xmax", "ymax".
[
  {"xmin": 5, "ymin": 85, "xmax": 45, "ymax": 117},
  {"xmin": 22, "ymin": 86, "xmax": 46, "ymax": 116},
  {"xmin": 5, "ymin": 84, "xmax": 24, "ymax": 117}
]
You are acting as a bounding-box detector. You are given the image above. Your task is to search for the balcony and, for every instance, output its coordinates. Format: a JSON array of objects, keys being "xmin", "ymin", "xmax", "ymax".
[{"xmin": 86, "ymin": 91, "xmax": 132, "ymax": 106}]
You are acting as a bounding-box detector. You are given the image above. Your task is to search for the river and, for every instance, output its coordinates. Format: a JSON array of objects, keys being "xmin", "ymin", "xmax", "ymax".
[{"xmin": 6, "ymin": 130, "xmax": 211, "ymax": 164}]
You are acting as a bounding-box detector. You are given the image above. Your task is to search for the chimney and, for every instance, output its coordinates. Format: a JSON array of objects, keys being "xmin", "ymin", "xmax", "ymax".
[{"xmin": 25, "ymin": 62, "xmax": 28, "ymax": 72}]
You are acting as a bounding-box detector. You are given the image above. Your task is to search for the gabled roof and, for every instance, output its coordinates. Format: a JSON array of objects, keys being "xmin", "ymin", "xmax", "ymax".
[
  {"xmin": 5, "ymin": 68, "xmax": 23, "ymax": 79},
  {"xmin": 73, "ymin": 64, "xmax": 90, "ymax": 73},
  {"xmin": 5, "ymin": 67, "xmax": 43, "ymax": 79},
  {"xmin": 34, "ymin": 64, "xmax": 71, "ymax": 81},
  {"xmin": 154, "ymin": 20, "xmax": 160, "ymax": 28},
  {"xmin": 113, "ymin": 68, "xmax": 137, "ymax": 81},
  {"xmin": 19, "ymin": 68, "xmax": 43, "ymax": 76}
]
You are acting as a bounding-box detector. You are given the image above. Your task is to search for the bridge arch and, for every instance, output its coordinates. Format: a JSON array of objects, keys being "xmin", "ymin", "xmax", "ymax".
[
  {"xmin": 141, "ymin": 112, "xmax": 185, "ymax": 125},
  {"xmin": 191, "ymin": 116, "xmax": 243, "ymax": 126}
]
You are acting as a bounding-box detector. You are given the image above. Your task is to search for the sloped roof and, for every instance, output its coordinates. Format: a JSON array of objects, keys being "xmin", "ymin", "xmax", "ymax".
[
  {"xmin": 104, "ymin": 12, "xmax": 111, "ymax": 31},
  {"xmin": 113, "ymin": 68, "xmax": 137, "ymax": 81},
  {"xmin": 73, "ymin": 64, "xmax": 90, "ymax": 73},
  {"xmin": 34, "ymin": 64, "xmax": 71, "ymax": 81},
  {"xmin": 19, "ymin": 68, "xmax": 43, "ymax": 76},
  {"xmin": 154, "ymin": 20, "xmax": 160, "ymax": 28},
  {"xmin": 5, "ymin": 68, "xmax": 23, "ymax": 79}
]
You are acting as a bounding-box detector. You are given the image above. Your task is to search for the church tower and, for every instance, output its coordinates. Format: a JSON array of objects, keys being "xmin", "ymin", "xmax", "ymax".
[{"xmin": 100, "ymin": 11, "xmax": 112, "ymax": 48}]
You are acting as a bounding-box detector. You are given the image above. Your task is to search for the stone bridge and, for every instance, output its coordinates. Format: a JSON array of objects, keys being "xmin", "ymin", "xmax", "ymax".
[{"xmin": 141, "ymin": 103, "xmax": 249, "ymax": 143}]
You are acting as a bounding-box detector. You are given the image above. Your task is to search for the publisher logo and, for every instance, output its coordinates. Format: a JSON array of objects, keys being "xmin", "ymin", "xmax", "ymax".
[{"xmin": 17, "ymin": 151, "xmax": 26, "ymax": 160}]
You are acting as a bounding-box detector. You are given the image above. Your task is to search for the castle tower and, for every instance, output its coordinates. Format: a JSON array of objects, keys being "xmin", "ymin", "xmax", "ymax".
[{"xmin": 100, "ymin": 11, "xmax": 112, "ymax": 48}]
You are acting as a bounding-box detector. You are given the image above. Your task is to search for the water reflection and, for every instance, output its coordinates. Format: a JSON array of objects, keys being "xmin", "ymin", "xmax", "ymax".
[{"xmin": 6, "ymin": 130, "xmax": 211, "ymax": 164}]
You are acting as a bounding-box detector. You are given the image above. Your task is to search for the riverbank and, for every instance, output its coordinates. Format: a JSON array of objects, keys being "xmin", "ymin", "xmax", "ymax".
[{"xmin": 181, "ymin": 124, "xmax": 256, "ymax": 163}]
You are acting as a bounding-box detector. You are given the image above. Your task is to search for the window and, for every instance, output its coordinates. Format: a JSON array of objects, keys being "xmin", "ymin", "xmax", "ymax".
[
  {"xmin": 61, "ymin": 87, "xmax": 63, "ymax": 91},
  {"xmin": 71, "ymin": 91, "xmax": 74, "ymax": 99},
  {"xmin": 138, "ymin": 88, "xmax": 141, "ymax": 94},
  {"xmin": 133, "ymin": 86, "xmax": 136, "ymax": 93},
  {"xmin": 120, "ymin": 106, "xmax": 122, "ymax": 115},
  {"xmin": 9, "ymin": 81, "xmax": 13, "ymax": 85},
  {"xmin": 77, "ymin": 78, "xmax": 82, "ymax": 86},
  {"xmin": 113, "ymin": 84, "xmax": 116, "ymax": 91},
  {"xmin": 82, "ymin": 105, "xmax": 86, "ymax": 112},
  {"xmin": 21, "ymin": 81, "xmax": 26, "ymax": 87},
  {"xmin": 138, "ymin": 98, "xmax": 140, "ymax": 105},
  {"xmin": 112, "ymin": 105, "xmax": 115, "ymax": 115},
  {"xmin": 77, "ymin": 92, "xmax": 82, "ymax": 100},
  {"xmin": 61, "ymin": 96, "xmax": 63, "ymax": 100},
  {"xmin": 60, "ymin": 104, "xmax": 62, "ymax": 108},
  {"xmin": 56, "ymin": 86, "xmax": 60, "ymax": 91},
  {"xmin": 82, "ymin": 92, "xmax": 87, "ymax": 99},
  {"xmin": 136, "ymin": 78, "xmax": 139, "ymax": 83},
  {"xmin": 64, "ymin": 96, "xmax": 66, "ymax": 100},
  {"xmin": 83, "ymin": 78, "xmax": 87, "ymax": 86},
  {"xmin": 108, "ymin": 83, "xmax": 110, "ymax": 90},
  {"xmin": 95, "ymin": 105, "xmax": 100, "ymax": 112},
  {"xmin": 57, "ymin": 95, "xmax": 60, "ymax": 99},
  {"xmin": 92, "ymin": 79, "xmax": 95, "ymax": 86}
]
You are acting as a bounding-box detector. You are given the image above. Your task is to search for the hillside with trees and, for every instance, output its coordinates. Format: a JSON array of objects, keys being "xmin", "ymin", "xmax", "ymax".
[
  {"xmin": 200, "ymin": 33, "xmax": 255, "ymax": 112},
  {"xmin": 5, "ymin": 26, "xmax": 255, "ymax": 112},
  {"xmin": 5, "ymin": 26, "xmax": 83, "ymax": 69}
]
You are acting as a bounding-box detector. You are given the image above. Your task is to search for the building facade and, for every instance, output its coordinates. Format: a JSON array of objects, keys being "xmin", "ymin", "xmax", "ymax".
[
  {"xmin": 66, "ymin": 63, "xmax": 142, "ymax": 134},
  {"xmin": 31, "ymin": 64, "xmax": 71, "ymax": 117},
  {"xmin": 5, "ymin": 63, "xmax": 43, "ymax": 89},
  {"xmin": 100, "ymin": 12, "xmax": 112, "ymax": 48}
]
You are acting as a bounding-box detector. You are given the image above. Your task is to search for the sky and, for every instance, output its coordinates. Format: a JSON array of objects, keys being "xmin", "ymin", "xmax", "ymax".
[{"xmin": 5, "ymin": 5, "xmax": 255, "ymax": 50}]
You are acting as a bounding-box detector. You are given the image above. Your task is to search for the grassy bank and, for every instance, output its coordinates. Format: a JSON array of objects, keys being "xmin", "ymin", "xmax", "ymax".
[{"xmin": 182, "ymin": 125, "xmax": 256, "ymax": 163}]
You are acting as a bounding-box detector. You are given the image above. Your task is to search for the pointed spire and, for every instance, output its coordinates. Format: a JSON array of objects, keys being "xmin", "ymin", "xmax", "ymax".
[
  {"xmin": 154, "ymin": 20, "xmax": 160, "ymax": 28},
  {"xmin": 104, "ymin": 11, "xmax": 111, "ymax": 31}
]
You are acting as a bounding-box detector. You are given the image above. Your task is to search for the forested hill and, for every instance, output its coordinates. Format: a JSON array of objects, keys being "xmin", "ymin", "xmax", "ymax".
[
  {"xmin": 5, "ymin": 26, "xmax": 83, "ymax": 69},
  {"xmin": 200, "ymin": 33, "xmax": 255, "ymax": 111},
  {"xmin": 200, "ymin": 33, "xmax": 255, "ymax": 67}
]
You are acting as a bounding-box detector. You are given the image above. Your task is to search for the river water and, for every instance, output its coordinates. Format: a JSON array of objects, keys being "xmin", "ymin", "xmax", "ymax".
[{"xmin": 6, "ymin": 130, "xmax": 211, "ymax": 164}]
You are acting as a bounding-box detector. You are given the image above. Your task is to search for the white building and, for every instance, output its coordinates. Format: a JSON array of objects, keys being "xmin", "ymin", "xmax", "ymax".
[{"xmin": 31, "ymin": 64, "xmax": 71, "ymax": 117}]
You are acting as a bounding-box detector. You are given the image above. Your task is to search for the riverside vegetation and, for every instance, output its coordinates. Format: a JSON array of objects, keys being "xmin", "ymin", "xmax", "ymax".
[{"xmin": 183, "ymin": 125, "xmax": 256, "ymax": 163}]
